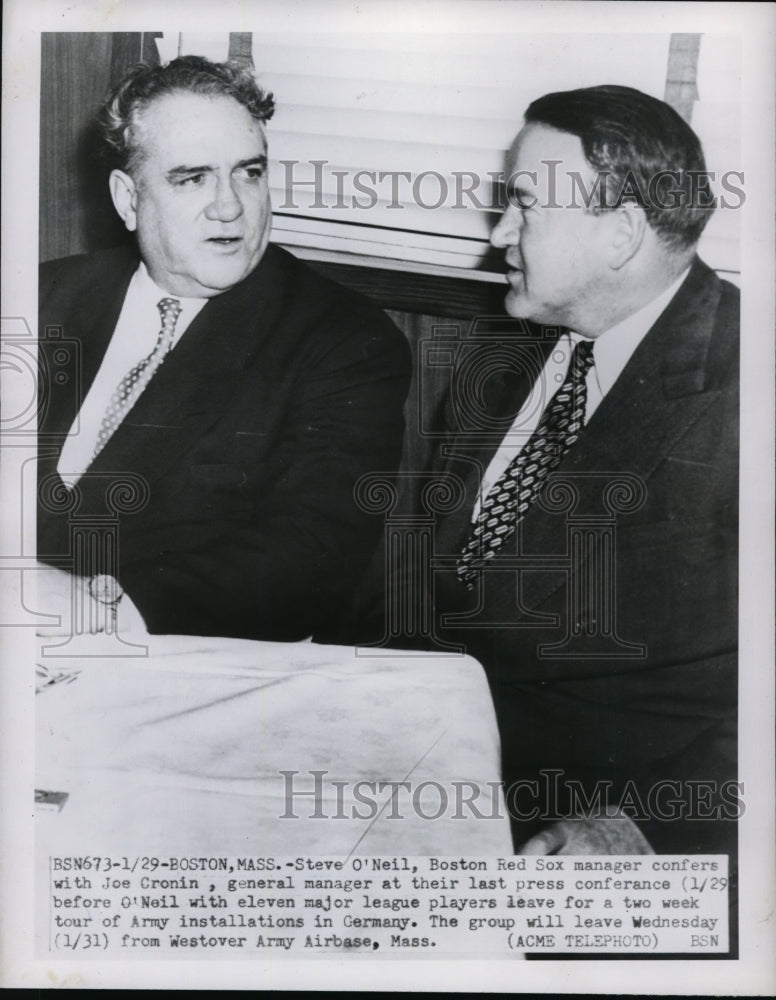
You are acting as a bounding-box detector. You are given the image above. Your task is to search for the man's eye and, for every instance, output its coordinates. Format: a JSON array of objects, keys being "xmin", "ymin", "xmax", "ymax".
[
  {"xmin": 506, "ymin": 189, "xmax": 534, "ymax": 212},
  {"xmin": 243, "ymin": 166, "xmax": 265, "ymax": 181},
  {"xmin": 176, "ymin": 173, "xmax": 205, "ymax": 187}
]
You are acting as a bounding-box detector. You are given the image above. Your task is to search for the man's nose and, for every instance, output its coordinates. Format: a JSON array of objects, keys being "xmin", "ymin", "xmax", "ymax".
[
  {"xmin": 205, "ymin": 177, "xmax": 243, "ymax": 223},
  {"xmin": 490, "ymin": 207, "xmax": 521, "ymax": 248}
]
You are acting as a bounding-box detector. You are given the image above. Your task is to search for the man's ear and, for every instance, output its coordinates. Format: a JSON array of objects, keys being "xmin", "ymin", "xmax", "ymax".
[
  {"xmin": 109, "ymin": 169, "xmax": 138, "ymax": 232},
  {"xmin": 606, "ymin": 202, "xmax": 648, "ymax": 269}
]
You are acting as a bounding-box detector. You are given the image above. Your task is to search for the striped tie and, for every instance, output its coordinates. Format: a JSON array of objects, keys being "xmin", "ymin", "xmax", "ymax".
[
  {"xmin": 93, "ymin": 297, "xmax": 182, "ymax": 460},
  {"xmin": 457, "ymin": 339, "xmax": 595, "ymax": 588}
]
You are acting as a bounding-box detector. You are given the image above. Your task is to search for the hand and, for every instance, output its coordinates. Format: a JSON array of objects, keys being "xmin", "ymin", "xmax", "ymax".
[{"xmin": 517, "ymin": 812, "xmax": 654, "ymax": 855}]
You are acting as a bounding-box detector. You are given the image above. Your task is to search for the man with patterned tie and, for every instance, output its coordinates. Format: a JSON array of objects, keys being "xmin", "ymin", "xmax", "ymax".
[
  {"xmin": 38, "ymin": 55, "xmax": 410, "ymax": 641},
  {"xmin": 360, "ymin": 86, "xmax": 739, "ymax": 859}
]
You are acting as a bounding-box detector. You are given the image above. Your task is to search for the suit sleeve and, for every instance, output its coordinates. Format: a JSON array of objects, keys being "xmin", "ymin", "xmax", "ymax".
[{"xmin": 118, "ymin": 305, "xmax": 411, "ymax": 642}]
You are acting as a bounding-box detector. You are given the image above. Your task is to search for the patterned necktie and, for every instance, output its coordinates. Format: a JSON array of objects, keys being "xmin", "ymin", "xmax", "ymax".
[
  {"xmin": 457, "ymin": 339, "xmax": 595, "ymax": 588},
  {"xmin": 93, "ymin": 297, "xmax": 182, "ymax": 460}
]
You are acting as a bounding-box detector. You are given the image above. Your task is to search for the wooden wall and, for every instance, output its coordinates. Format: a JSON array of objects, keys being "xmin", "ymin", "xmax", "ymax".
[{"xmin": 39, "ymin": 32, "xmax": 162, "ymax": 263}]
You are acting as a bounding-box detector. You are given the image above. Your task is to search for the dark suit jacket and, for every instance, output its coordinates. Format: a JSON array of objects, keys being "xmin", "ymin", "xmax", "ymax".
[
  {"xmin": 357, "ymin": 258, "xmax": 739, "ymax": 855},
  {"xmin": 38, "ymin": 244, "xmax": 411, "ymax": 642}
]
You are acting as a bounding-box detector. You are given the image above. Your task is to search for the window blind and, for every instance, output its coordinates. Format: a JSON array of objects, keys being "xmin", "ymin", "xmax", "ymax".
[
  {"xmin": 167, "ymin": 29, "xmax": 741, "ymax": 281},
  {"xmin": 693, "ymin": 34, "xmax": 742, "ymax": 281}
]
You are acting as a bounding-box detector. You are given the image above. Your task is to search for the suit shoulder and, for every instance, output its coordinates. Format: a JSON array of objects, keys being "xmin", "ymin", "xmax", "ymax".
[
  {"xmin": 265, "ymin": 245, "xmax": 410, "ymax": 359},
  {"xmin": 675, "ymin": 259, "xmax": 738, "ymax": 383},
  {"xmin": 268, "ymin": 246, "xmax": 395, "ymax": 322},
  {"xmin": 709, "ymin": 273, "xmax": 739, "ymax": 377},
  {"xmin": 715, "ymin": 273, "xmax": 740, "ymax": 326},
  {"xmin": 691, "ymin": 258, "xmax": 739, "ymax": 320},
  {"xmin": 40, "ymin": 246, "xmax": 137, "ymax": 298}
]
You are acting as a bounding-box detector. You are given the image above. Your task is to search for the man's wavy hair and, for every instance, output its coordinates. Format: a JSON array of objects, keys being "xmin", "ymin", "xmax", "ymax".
[
  {"xmin": 97, "ymin": 55, "xmax": 275, "ymax": 174},
  {"xmin": 525, "ymin": 85, "xmax": 714, "ymax": 253}
]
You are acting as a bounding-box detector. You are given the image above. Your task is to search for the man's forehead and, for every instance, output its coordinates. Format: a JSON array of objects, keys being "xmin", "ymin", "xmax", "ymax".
[
  {"xmin": 133, "ymin": 91, "xmax": 266, "ymax": 159},
  {"xmin": 504, "ymin": 122, "xmax": 597, "ymax": 204},
  {"xmin": 509, "ymin": 122, "xmax": 590, "ymax": 173}
]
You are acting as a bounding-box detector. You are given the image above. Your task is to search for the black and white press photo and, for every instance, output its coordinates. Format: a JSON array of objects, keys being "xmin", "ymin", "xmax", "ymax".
[{"xmin": 1, "ymin": 0, "xmax": 774, "ymax": 993}]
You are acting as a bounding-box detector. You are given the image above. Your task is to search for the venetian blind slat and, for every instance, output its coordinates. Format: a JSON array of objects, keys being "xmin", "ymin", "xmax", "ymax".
[{"xmin": 166, "ymin": 30, "xmax": 739, "ymax": 280}]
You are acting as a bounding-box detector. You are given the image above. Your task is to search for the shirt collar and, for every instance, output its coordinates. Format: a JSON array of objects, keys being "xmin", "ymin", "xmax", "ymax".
[
  {"xmin": 130, "ymin": 262, "xmax": 209, "ymax": 345},
  {"xmin": 134, "ymin": 261, "xmax": 208, "ymax": 310},
  {"xmin": 573, "ymin": 267, "xmax": 691, "ymax": 397}
]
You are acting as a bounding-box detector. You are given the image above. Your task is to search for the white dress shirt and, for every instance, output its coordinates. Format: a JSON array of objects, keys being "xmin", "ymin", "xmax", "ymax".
[
  {"xmin": 57, "ymin": 263, "xmax": 207, "ymax": 487},
  {"xmin": 472, "ymin": 269, "xmax": 690, "ymax": 520}
]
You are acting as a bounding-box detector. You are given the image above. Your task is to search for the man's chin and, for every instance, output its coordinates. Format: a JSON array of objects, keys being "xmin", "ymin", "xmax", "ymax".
[
  {"xmin": 503, "ymin": 286, "xmax": 533, "ymax": 320},
  {"xmin": 190, "ymin": 258, "xmax": 262, "ymax": 297}
]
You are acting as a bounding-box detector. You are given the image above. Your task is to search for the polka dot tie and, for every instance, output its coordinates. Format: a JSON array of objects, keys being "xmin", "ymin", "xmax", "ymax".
[
  {"xmin": 457, "ymin": 339, "xmax": 595, "ymax": 589},
  {"xmin": 93, "ymin": 297, "xmax": 182, "ymax": 461}
]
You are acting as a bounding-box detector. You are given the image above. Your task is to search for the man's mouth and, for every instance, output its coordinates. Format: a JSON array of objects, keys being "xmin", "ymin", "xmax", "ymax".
[{"xmin": 207, "ymin": 236, "xmax": 242, "ymax": 245}]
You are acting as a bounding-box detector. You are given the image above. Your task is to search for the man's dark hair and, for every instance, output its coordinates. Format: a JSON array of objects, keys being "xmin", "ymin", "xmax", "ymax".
[
  {"xmin": 97, "ymin": 55, "xmax": 275, "ymax": 173},
  {"xmin": 525, "ymin": 84, "xmax": 714, "ymax": 252}
]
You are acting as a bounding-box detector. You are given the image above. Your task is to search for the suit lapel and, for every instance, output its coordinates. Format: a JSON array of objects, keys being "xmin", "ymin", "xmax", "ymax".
[
  {"xmin": 40, "ymin": 253, "xmax": 136, "ymax": 443},
  {"xmin": 511, "ymin": 259, "xmax": 724, "ymax": 615}
]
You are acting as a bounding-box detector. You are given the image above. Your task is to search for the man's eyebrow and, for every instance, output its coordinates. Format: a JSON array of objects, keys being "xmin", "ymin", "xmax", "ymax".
[
  {"xmin": 235, "ymin": 155, "xmax": 268, "ymax": 170},
  {"xmin": 507, "ymin": 182, "xmax": 535, "ymax": 200},
  {"xmin": 165, "ymin": 156, "xmax": 267, "ymax": 178},
  {"xmin": 166, "ymin": 164, "xmax": 214, "ymax": 177}
]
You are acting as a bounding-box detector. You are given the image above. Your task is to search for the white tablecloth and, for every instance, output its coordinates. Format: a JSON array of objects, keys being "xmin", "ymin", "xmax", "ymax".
[{"xmin": 36, "ymin": 635, "xmax": 513, "ymax": 856}]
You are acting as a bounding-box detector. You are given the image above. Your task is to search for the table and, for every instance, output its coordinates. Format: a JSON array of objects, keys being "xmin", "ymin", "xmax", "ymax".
[{"xmin": 36, "ymin": 635, "xmax": 514, "ymax": 856}]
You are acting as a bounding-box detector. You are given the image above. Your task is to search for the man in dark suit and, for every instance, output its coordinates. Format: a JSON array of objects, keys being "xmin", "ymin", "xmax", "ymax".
[
  {"xmin": 360, "ymin": 86, "xmax": 739, "ymax": 857},
  {"xmin": 37, "ymin": 56, "xmax": 410, "ymax": 642}
]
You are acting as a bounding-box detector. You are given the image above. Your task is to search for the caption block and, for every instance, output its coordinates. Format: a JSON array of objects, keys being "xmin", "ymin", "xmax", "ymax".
[{"xmin": 43, "ymin": 854, "xmax": 729, "ymax": 958}]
